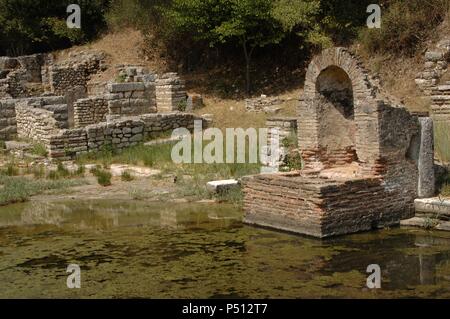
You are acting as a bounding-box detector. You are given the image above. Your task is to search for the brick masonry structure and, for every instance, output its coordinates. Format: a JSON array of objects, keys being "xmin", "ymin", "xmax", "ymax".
[{"xmin": 243, "ymin": 47, "xmax": 434, "ymax": 238}]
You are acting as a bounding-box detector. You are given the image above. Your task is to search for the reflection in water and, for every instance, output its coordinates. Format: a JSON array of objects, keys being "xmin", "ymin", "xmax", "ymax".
[{"xmin": 0, "ymin": 199, "xmax": 449, "ymax": 298}]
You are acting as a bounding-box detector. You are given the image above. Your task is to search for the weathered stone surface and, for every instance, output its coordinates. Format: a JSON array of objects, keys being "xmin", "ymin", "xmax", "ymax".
[
  {"xmin": 4, "ymin": 141, "xmax": 31, "ymax": 151},
  {"xmin": 155, "ymin": 73, "xmax": 187, "ymax": 112},
  {"xmin": 417, "ymin": 118, "xmax": 435, "ymax": 197},
  {"xmin": 415, "ymin": 198, "xmax": 450, "ymax": 219},
  {"xmin": 245, "ymin": 95, "xmax": 285, "ymax": 113},
  {"xmin": 107, "ymin": 82, "xmax": 145, "ymax": 93},
  {"xmin": 46, "ymin": 113, "xmax": 206, "ymax": 159},
  {"xmin": 109, "ymin": 164, "xmax": 161, "ymax": 177}
]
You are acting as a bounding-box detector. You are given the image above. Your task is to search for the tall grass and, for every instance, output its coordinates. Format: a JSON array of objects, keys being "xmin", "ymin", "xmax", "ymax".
[
  {"xmin": 0, "ymin": 176, "xmax": 86, "ymax": 206},
  {"xmin": 75, "ymin": 140, "xmax": 260, "ymax": 201}
]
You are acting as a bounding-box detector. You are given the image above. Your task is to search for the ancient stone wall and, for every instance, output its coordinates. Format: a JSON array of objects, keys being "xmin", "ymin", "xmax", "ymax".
[
  {"xmin": 47, "ymin": 128, "xmax": 87, "ymax": 158},
  {"xmin": 47, "ymin": 113, "xmax": 204, "ymax": 159},
  {"xmin": 0, "ymin": 54, "xmax": 46, "ymax": 99},
  {"xmin": 47, "ymin": 52, "xmax": 106, "ymax": 95},
  {"xmin": 15, "ymin": 103, "xmax": 59, "ymax": 142},
  {"xmin": 73, "ymin": 97, "xmax": 108, "ymax": 128},
  {"xmin": 107, "ymin": 82, "xmax": 157, "ymax": 117},
  {"xmin": 431, "ymin": 83, "xmax": 450, "ymax": 122},
  {"xmin": 155, "ymin": 73, "xmax": 187, "ymax": 112},
  {"xmin": 0, "ymin": 99, "xmax": 17, "ymax": 140},
  {"xmin": 416, "ymin": 38, "xmax": 450, "ymax": 95},
  {"xmin": 245, "ymin": 95, "xmax": 284, "ymax": 113}
]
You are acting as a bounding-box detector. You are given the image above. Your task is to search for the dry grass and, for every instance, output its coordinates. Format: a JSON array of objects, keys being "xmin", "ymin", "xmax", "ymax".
[
  {"xmin": 193, "ymin": 88, "xmax": 301, "ymax": 131},
  {"xmin": 54, "ymin": 28, "xmax": 169, "ymax": 84},
  {"xmin": 355, "ymin": 47, "xmax": 430, "ymax": 112}
]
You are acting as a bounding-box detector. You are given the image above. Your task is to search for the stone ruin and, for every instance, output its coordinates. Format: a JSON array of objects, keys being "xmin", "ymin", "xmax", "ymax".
[
  {"xmin": 416, "ymin": 37, "xmax": 450, "ymax": 129},
  {"xmin": 245, "ymin": 95, "xmax": 285, "ymax": 113},
  {"xmin": 0, "ymin": 51, "xmax": 203, "ymax": 159},
  {"xmin": 243, "ymin": 47, "xmax": 435, "ymax": 238}
]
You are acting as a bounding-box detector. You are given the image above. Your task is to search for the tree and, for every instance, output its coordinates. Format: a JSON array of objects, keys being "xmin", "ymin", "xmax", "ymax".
[
  {"xmin": 165, "ymin": 0, "xmax": 286, "ymax": 94},
  {"xmin": 0, "ymin": 0, "xmax": 109, "ymax": 56}
]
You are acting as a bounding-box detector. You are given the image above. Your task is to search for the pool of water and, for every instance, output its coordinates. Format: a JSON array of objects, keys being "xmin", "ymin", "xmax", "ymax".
[{"xmin": 0, "ymin": 199, "xmax": 449, "ymax": 298}]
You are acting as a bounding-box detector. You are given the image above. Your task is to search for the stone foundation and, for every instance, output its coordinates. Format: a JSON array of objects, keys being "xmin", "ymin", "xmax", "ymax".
[
  {"xmin": 47, "ymin": 112, "xmax": 204, "ymax": 159},
  {"xmin": 243, "ymin": 171, "xmax": 415, "ymax": 238}
]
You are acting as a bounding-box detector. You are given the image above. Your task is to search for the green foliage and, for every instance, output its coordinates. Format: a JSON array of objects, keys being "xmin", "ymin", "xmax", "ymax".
[
  {"xmin": 56, "ymin": 162, "xmax": 70, "ymax": 177},
  {"xmin": 1, "ymin": 162, "xmax": 19, "ymax": 176},
  {"xmin": 31, "ymin": 143, "xmax": 48, "ymax": 157},
  {"xmin": 75, "ymin": 164, "xmax": 85, "ymax": 177},
  {"xmin": 177, "ymin": 98, "xmax": 187, "ymax": 112},
  {"xmin": 284, "ymin": 151, "xmax": 303, "ymax": 171},
  {"xmin": 32, "ymin": 164, "xmax": 45, "ymax": 179},
  {"xmin": 0, "ymin": 0, "xmax": 109, "ymax": 55},
  {"xmin": 121, "ymin": 170, "xmax": 134, "ymax": 181},
  {"xmin": 164, "ymin": 0, "xmax": 288, "ymax": 92},
  {"xmin": 0, "ymin": 175, "xmax": 85, "ymax": 206},
  {"xmin": 215, "ymin": 186, "xmax": 243, "ymax": 208},
  {"xmin": 94, "ymin": 169, "xmax": 112, "ymax": 186},
  {"xmin": 359, "ymin": 0, "xmax": 450, "ymax": 56},
  {"xmin": 115, "ymin": 73, "xmax": 127, "ymax": 83}
]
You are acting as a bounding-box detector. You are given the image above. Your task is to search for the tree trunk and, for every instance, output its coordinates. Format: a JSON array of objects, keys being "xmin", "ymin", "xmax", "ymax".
[{"xmin": 242, "ymin": 40, "xmax": 252, "ymax": 95}]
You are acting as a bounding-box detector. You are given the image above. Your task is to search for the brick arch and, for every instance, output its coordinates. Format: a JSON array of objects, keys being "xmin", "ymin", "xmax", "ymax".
[{"xmin": 298, "ymin": 47, "xmax": 381, "ymax": 170}]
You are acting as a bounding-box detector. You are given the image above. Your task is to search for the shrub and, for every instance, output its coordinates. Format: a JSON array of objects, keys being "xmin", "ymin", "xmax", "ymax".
[
  {"xmin": 121, "ymin": 170, "xmax": 134, "ymax": 181},
  {"xmin": 96, "ymin": 169, "xmax": 112, "ymax": 187},
  {"xmin": 30, "ymin": 143, "xmax": 48, "ymax": 157},
  {"xmin": 359, "ymin": 0, "xmax": 450, "ymax": 56},
  {"xmin": 284, "ymin": 151, "xmax": 303, "ymax": 171},
  {"xmin": 215, "ymin": 186, "xmax": 243, "ymax": 208},
  {"xmin": 0, "ymin": 0, "xmax": 109, "ymax": 56}
]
